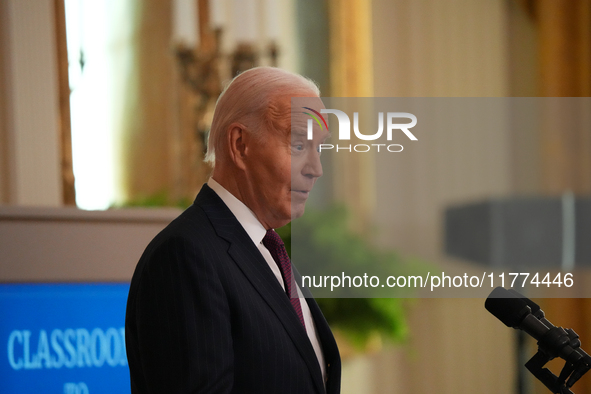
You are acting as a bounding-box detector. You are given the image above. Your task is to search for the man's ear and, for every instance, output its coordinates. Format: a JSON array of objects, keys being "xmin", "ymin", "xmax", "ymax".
[{"xmin": 227, "ymin": 123, "xmax": 248, "ymax": 170}]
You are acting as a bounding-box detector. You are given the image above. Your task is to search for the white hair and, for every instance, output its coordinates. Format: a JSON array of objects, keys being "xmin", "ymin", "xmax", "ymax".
[{"xmin": 205, "ymin": 67, "xmax": 320, "ymax": 165}]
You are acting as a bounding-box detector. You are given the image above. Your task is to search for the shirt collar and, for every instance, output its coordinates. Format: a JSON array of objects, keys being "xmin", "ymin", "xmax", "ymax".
[{"xmin": 207, "ymin": 177, "xmax": 267, "ymax": 245}]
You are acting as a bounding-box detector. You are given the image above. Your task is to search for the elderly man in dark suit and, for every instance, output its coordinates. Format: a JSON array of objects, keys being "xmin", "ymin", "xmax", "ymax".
[{"xmin": 125, "ymin": 67, "xmax": 340, "ymax": 393}]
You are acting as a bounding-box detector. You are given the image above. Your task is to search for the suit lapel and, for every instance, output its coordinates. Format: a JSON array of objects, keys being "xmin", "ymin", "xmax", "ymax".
[
  {"xmin": 195, "ymin": 185, "xmax": 326, "ymax": 393},
  {"xmin": 294, "ymin": 267, "xmax": 341, "ymax": 393}
]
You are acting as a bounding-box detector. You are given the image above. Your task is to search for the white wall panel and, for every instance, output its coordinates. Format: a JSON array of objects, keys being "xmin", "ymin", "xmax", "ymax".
[{"xmin": 1, "ymin": 0, "xmax": 62, "ymax": 206}]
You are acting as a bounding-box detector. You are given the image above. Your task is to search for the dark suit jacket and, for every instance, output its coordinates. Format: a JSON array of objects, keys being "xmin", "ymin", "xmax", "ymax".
[{"xmin": 125, "ymin": 184, "xmax": 341, "ymax": 393}]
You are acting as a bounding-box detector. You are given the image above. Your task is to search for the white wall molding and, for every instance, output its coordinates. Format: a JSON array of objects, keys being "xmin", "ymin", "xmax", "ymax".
[{"xmin": 0, "ymin": 0, "xmax": 62, "ymax": 206}]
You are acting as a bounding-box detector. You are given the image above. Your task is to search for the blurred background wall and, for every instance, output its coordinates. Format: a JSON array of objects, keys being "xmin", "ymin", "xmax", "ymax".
[{"xmin": 0, "ymin": 0, "xmax": 590, "ymax": 393}]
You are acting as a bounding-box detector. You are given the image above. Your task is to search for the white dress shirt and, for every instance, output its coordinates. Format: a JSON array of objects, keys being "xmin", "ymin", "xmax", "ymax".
[{"xmin": 207, "ymin": 178, "xmax": 327, "ymax": 382}]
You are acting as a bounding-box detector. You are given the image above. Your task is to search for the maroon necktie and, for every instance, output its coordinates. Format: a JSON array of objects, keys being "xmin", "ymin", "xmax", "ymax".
[{"xmin": 263, "ymin": 229, "xmax": 306, "ymax": 329}]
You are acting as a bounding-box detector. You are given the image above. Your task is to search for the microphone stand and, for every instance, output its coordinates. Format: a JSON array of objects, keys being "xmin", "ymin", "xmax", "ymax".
[
  {"xmin": 486, "ymin": 287, "xmax": 591, "ymax": 393},
  {"xmin": 524, "ymin": 325, "xmax": 591, "ymax": 394}
]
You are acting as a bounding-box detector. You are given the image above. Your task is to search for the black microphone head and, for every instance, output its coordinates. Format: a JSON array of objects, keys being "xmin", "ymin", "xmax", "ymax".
[
  {"xmin": 507, "ymin": 288, "xmax": 542, "ymax": 316},
  {"xmin": 485, "ymin": 287, "xmax": 531, "ymax": 328}
]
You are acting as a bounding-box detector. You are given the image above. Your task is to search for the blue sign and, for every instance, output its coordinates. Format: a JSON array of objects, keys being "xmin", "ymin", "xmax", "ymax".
[{"xmin": 0, "ymin": 283, "xmax": 130, "ymax": 394}]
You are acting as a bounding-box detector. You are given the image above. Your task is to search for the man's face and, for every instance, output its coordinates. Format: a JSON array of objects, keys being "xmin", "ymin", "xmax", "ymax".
[{"xmin": 243, "ymin": 95, "xmax": 328, "ymax": 230}]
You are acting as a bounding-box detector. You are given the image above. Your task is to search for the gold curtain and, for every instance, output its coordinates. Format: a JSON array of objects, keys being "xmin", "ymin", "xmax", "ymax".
[
  {"xmin": 328, "ymin": 0, "xmax": 375, "ymax": 230},
  {"xmin": 534, "ymin": 1, "xmax": 591, "ymax": 392}
]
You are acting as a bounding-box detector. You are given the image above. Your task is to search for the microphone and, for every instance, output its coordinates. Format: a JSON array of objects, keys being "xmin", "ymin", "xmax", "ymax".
[
  {"xmin": 485, "ymin": 287, "xmax": 591, "ymax": 392},
  {"xmin": 485, "ymin": 287, "xmax": 583, "ymax": 363},
  {"xmin": 485, "ymin": 287, "xmax": 551, "ymax": 340},
  {"xmin": 506, "ymin": 288, "xmax": 555, "ymax": 329}
]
